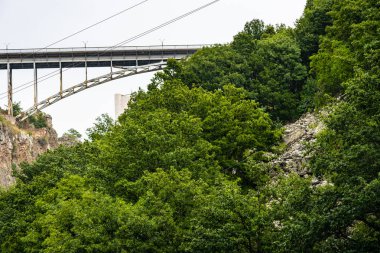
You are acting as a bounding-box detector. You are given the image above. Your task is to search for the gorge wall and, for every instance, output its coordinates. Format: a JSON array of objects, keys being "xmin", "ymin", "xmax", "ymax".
[{"xmin": 0, "ymin": 114, "xmax": 59, "ymax": 188}]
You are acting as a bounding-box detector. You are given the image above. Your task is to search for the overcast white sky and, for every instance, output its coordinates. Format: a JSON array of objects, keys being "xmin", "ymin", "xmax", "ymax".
[{"xmin": 0, "ymin": 0, "xmax": 306, "ymax": 136}]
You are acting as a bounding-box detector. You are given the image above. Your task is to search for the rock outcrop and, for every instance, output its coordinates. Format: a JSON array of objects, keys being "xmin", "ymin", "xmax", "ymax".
[
  {"xmin": 0, "ymin": 114, "xmax": 59, "ymax": 188},
  {"xmin": 58, "ymin": 134, "xmax": 81, "ymax": 147},
  {"xmin": 272, "ymin": 112, "xmax": 325, "ymax": 177}
]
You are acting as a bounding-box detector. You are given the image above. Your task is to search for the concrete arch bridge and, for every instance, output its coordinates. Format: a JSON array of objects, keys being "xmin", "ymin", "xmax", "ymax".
[{"xmin": 0, "ymin": 45, "xmax": 204, "ymax": 120}]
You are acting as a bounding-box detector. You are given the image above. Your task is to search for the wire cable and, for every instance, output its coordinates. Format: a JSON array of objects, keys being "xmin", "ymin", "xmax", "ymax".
[
  {"xmin": 33, "ymin": 0, "xmax": 150, "ymax": 53},
  {"xmin": 0, "ymin": 0, "xmax": 222, "ymax": 100},
  {"xmin": 98, "ymin": 0, "xmax": 222, "ymax": 51},
  {"xmin": 0, "ymin": 0, "xmax": 150, "ymax": 96}
]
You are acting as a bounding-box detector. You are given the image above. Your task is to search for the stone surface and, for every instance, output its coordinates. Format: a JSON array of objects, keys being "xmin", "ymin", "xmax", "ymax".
[
  {"xmin": 272, "ymin": 112, "xmax": 324, "ymax": 177},
  {"xmin": 0, "ymin": 114, "xmax": 59, "ymax": 188},
  {"xmin": 58, "ymin": 134, "xmax": 81, "ymax": 147}
]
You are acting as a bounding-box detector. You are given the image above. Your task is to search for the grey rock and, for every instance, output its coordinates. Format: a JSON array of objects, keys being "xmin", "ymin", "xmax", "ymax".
[
  {"xmin": 271, "ymin": 112, "xmax": 325, "ymax": 176},
  {"xmin": 0, "ymin": 114, "xmax": 59, "ymax": 188}
]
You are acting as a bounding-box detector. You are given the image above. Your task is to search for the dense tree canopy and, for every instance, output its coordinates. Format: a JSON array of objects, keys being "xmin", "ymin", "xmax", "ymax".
[
  {"xmin": 294, "ymin": 0, "xmax": 333, "ymax": 65},
  {"xmin": 1, "ymin": 1, "xmax": 379, "ymax": 251},
  {"xmin": 155, "ymin": 22, "xmax": 307, "ymax": 122},
  {"xmin": 286, "ymin": 0, "xmax": 380, "ymax": 251}
]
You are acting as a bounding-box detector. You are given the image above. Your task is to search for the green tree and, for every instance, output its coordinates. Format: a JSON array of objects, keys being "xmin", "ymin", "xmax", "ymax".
[
  {"xmin": 310, "ymin": 0, "xmax": 380, "ymax": 102},
  {"xmin": 28, "ymin": 112, "xmax": 47, "ymax": 128},
  {"xmin": 100, "ymin": 82, "xmax": 280, "ymax": 186},
  {"xmin": 179, "ymin": 45, "xmax": 250, "ymax": 90},
  {"xmin": 86, "ymin": 113, "xmax": 114, "ymax": 141},
  {"xmin": 247, "ymin": 31, "xmax": 307, "ymax": 121},
  {"xmin": 295, "ymin": 0, "xmax": 380, "ymax": 250},
  {"xmin": 117, "ymin": 168, "xmax": 267, "ymax": 253},
  {"xmin": 22, "ymin": 175, "xmax": 129, "ymax": 252},
  {"xmin": 294, "ymin": 0, "xmax": 333, "ymax": 65},
  {"xmin": 12, "ymin": 102, "xmax": 22, "ymax": 117}
]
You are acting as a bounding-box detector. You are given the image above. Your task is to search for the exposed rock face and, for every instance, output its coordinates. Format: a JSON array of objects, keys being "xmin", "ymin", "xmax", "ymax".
[
  {"xmin": 58, "ymin": 134, "xmax": 81, "ymax": 147},
  {"xmin": 272, "ymin": 113, "xmax": 325, "ymax": 176},
  {"xmin": 0, "ymin": 115, "xmax": 59, "ymax": 188}
]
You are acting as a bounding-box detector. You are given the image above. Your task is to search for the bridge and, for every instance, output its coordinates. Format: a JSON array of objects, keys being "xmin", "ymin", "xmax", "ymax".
[{"xmin": 0, "ymin": 45, "xmax": 203, "ymax": 120}]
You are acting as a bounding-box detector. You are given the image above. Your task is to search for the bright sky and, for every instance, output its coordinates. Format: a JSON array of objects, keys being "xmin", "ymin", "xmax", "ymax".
[{"xmin": 0, "ymin": 0, "xmax": 306, "ymax": 136}]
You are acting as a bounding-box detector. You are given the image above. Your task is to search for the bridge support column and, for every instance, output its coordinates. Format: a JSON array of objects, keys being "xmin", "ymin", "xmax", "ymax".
[
  {"xmin": 59, "ymin": 62, "xmax": 63, "ymax": 97},
  {"xmin": 110, "ymin": 60, "xmax": 113, "ymax": 80},
  {"xmin": 33, "ymin": 63, "xmax": 38, "ymax": 108},
  {"xmin": 7, "ymin": 63, "xmax": 12, "ymax": 116},
  {"xmin": 84, "ymin": 60, "xmax": 88, "ymax": 86}
]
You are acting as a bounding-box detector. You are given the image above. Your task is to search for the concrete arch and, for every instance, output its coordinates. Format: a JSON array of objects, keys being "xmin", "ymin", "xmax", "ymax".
[{"xmin": 19, "ymin": 63, "xmax": 166, "ymax": 121}]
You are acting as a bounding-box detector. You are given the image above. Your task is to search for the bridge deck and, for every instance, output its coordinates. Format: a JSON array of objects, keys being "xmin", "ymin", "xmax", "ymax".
[
  {"xmin": 0, "ymin": 45, "xmax": 203, "ymax": 69},
  {"xmin": 1, "ymin": 44, "xmax": 204, "ymax": 116}
]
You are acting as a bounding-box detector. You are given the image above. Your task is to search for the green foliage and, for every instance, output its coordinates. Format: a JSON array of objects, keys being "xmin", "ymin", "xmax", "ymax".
[
  {"xmin": 28, "ymin": 112, "xmax": 47, "ymax": 128},
  {"xmin": 158, "ymin": 24, "xmax": 307, "ymax": 122},
  {"xmin": 310, "ymin": 0, "xmax": 380, "ymax": 102},
  {"xmin": 294, "ymin": 0, "xmax": 333, "ymax": 65},
  {"xmin": 0, "ymin": 144, "xmax": 99, "ymax": 251},
  {"xmin": 12, "ymin": 102, "xmax": 22, "ymax": 117},
  {"xmin": 178, "ymin": 45, "xmax": 250, "ymax": 90},
  {"xmin": 60, "ymin": 128, "xmax": 82, "ymax": 144},
  {"xmin": 21, "ymin": 175, "xmax": 128, "ymax": 252},
  {"xmin": 66, "ymin": 128, "xmax": 82, "ymax": 139},
  {"xmin": 0, "ymin": 71, "xmax": 280, "ymax": 252},
  {"xmin": 1, "ymin": 2, "xmax": 379, "ymax": 251},
  {"xmin": 86, "ymin": 113, "xmax": 114, "ymax": 141},
  {"xmin": 310, "ymin": 39, "xmax": 355, "ymax": 99},
  {"xmin": 247, "ymin": 31, "xmax": 307, "ymax": 120},
  {"xmin": 99, "ymin": 82, "xmax": 280, "ymax": 187},
  {"xmin": 298, "ymin": 78, "xmax": 318, "ymax": 113},
  {"xmin": 294, "ymin": 0, "xmax": 380, "ymax": 250},
  {"xmin": 242, "ymin": 19, "xmax": 266, "ymax": 40},
  {"xmin": 117, "ymin": 168, "xmax": 265, "ymax": 252},
  {"xmin": 264, "ymin": 173, "xmax": 316, "ymax": 252}
]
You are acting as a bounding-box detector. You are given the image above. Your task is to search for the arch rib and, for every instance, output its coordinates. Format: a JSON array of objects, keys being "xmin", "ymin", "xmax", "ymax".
[{"xmin": 19, "ymin": 63, "xmax": 166, "ymax": 121}]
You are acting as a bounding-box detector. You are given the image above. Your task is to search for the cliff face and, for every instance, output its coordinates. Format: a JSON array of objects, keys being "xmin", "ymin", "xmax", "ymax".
[
  {"xmin": 272, "ymin": 113, "xmax": 324, "ymax": 175},
  {"xmin": 271, "ymin": 112, "xmax": 329, "ymax": 186},
  {"xmin": 0, "ymin": 115, "xmax": 59, "ymax": 188}
]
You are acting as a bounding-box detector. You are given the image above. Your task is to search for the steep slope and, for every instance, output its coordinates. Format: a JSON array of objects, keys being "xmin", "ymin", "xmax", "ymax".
[
  {"xmin": 273, "ymin": 112, "xmax": 324, "ymax": 176},
  {"xmin": 0, "ymin": 114, "xmax": 58, "ymax": 188}
]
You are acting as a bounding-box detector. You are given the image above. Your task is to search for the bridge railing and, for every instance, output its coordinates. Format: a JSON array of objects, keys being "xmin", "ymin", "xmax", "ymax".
[{"xmin": 0, "ymin": 44, "xmax": 210, "ymax": 55}]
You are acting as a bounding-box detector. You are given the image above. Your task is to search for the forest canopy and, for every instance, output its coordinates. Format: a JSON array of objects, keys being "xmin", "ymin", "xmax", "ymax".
[{"xmin": 0, "ymin": 0, "xmax": 379, "ymax": 252}]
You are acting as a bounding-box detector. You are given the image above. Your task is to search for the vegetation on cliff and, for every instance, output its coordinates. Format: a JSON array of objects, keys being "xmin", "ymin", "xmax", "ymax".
[{"xmin": 0, "ymin": 0, "xmax": 379, "ymax": 252}]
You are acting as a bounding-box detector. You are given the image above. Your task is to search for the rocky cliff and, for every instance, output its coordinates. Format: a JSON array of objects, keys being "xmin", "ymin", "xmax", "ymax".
[
  {"xmin": 273, "ymin": 113, "xmax": 324, "ymax": 175},
  {"xmin": 0, "ymin": 114, "xmax": 59, "ymax": 188},
  {"xmin": 271, "ymin": 112, "xmax": 328, "ymax": 186}
]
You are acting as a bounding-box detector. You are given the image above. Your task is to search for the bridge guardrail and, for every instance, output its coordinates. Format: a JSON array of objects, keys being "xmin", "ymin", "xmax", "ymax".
[{"xmin": 0, "ymin": 44, "xmax": 211, "ymax": 55}]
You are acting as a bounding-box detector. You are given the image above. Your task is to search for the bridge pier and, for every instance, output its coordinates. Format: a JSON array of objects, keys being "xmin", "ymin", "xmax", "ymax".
[
  {"xmin": 34, "ymin": 63, "xmax": 38, "ymax": 107},
  {"xmin": 59, "ymin": 62, "xmax": 63, "ymax": 97},
  {"xmin": 85, "ymin": 60, "xmax": 88, "ymax": 86},
  {"xmin": 110, "ymin": 59, "xmax": 113, "ymax": 80},
  {"xmin": 84, "ymin": 52, "xmax": 88, "ymax": 86},
  {"xmin": 7, "ymin": 63, "xmax": 12, "ymax": 116}
]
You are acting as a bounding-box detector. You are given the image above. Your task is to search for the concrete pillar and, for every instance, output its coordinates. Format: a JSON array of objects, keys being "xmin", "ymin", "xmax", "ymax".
[
  {"xmin": 84, "ymin": 57, "xmax": 88, "ymax": 86},
  {"xmin": 34, "ymin": 62, "xmax": 38, "ymax": 107},
  {"xmin": 7, "ymin": 63, "xmax": 12, "ymax": 116},
  {"xmin": 115, "ymin": 94, "xmax": 130, "ymax": 118},
  {"xmin": 59, "ymin": 62, "xmax": 63, "ymax": 97},
  {"xmin": 110, "ymin": 59, "xmax": 113, "ymax": 80},
  {"xmin": 83, "ymin": 42, "xmax": 88, "ymax": 86}
]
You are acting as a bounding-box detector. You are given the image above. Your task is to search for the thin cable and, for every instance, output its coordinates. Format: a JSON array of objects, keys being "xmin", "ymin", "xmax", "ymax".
[
  {"xmin": 101, "ymin": 0, "xmax": 222, "ymax": 51},
  {"xmin": 6, "ymin": 60, "xmax": 84, "ymax": 95},
  {"xmin": 35, "ymin": 0, "xmax": 149, "ymax": 53},
  {"xmin": 0, "ymin": 0, "xmax": 150, "ymax": 95},
  {"xmin": 9, "ymin": 70, "xmax": 61, "ymax": 94},
  {"xmin": 1, "ymin": 0, "xmax": 222, "ymax": 100}
]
